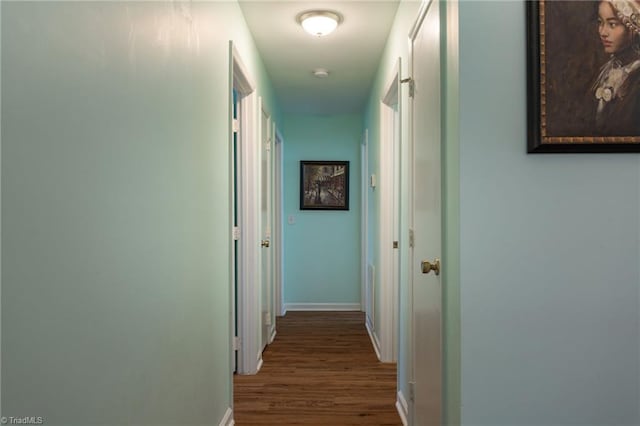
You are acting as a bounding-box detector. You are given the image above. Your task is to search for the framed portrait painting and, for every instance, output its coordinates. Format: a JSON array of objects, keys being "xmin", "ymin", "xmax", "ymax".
[
  {"xmin": 300, "ymin": 161, "xmax": 349, "ymax": 210},
  {"xmin": 527, "ymin": 0, "xmax": 640, "ymax": 153}
]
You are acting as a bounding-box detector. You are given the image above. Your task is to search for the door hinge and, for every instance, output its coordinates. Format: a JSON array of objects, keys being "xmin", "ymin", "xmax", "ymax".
[
  {"xmin": 232, "ymin": 118, "xmax": 240, "ymax": 133},
  {"xmin": 409, "ymin": 381, "xmax": 416, "ymax": 402},
  {"xmin": 401, "ymin": 77, "xmax": 415, "ymax": 98},
  {"xmin": 409, "ymin": 229, "xmax": 415, "ymax": 248},
  {"xmin": 232, "ymin": 226, "xmax": 240, "ymax": 241},
  {"xmin": 233, "ymin": 336, "xmax": 241, "ymax": 351},
  {"xmin": 393, "ymin": 241, "xmax": 399, "ymax": 249},
  {"xmin": 266, "ymin": 138, "xmax": 272, "ymax": 151}
]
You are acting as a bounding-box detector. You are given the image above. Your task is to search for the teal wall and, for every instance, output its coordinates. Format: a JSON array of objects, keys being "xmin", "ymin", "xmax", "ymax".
[
  {"xmin": 459, "ymin": 1, "xmax": 640, "ymax": 424},
  {"xmin": 1, "ymin": 1, "xmax": 279, "ymax": 424},
  {"xmin": 282, "ymin": 114, "xmax": 361, "ymax": 306}
]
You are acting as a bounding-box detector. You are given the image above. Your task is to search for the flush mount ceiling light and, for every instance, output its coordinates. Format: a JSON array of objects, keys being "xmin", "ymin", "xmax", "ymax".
[
  {"xmin": 313, "ymin": 68, "xmax": 329, "ymax": 78},
  {"xmin": 297, "ymin": 10, "xmax": 343, "ymax": 37}
]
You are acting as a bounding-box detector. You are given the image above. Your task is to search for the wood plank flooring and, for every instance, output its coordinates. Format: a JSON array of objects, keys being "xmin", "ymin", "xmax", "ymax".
[{"xmin": 233, "ymin": 311, "xmax": 401, "ymax": 425}]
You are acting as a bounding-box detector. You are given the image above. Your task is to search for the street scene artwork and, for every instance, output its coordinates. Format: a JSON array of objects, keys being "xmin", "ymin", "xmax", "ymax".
[{"xmin": 300, "ymin": 161, "xmax": 349, "ymax": 210}]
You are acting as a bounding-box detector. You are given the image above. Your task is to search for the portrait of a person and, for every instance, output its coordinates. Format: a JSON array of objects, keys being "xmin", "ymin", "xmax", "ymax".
[
  {"xmin": 592, "ymin": 0, "xmax": 640, "ymax": 136},
  {"xmin": 538, "ymin": 0, "xmax": 640, "ymax": 148}
]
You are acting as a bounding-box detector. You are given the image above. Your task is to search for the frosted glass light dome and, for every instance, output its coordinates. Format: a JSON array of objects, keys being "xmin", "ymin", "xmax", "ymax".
[{"xmin": 297, "ymin": 11, "xmax": 342, "ymax": 37}]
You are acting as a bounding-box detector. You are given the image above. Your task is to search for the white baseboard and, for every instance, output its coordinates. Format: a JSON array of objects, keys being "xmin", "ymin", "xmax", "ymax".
[
  {"xmin": 256, "ymin": 357, "xmax": 263, "ymax": 373},
  {"xmin": 396, "ymin": 391, "xmax": 409, "ymax": 426},
  {"xmin": 269, "ymin": 328, "xmax": 277, "ymax": 344},
  {"xmin": 284, "ymin": 303, "xmax": 361, "ymax": 311},
  {"xmin": 365, "ymin": 320, "xmax": 382, "ymax": 361},
  {"xmin": 219, "ymin": 407, "xmax": 234, "ymax": 426}
]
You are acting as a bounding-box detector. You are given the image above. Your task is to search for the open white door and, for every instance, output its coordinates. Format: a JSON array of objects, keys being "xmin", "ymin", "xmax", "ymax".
[
  {"xmin": 409, "ymin": 0, "xmax": 443, "ymax": 423},
  {"xmin": 361, "ymin": 130, "xmax": 370, "ymax": 325},
  {"xmin": 259, "ymin": 101, "xmax": 273, "ymax": 353},
  {"xmin": 274, "ymin": 130, "xmax": 285, "ymax": 318},
  {"xmin": 379, "ymin": 60, "xmax": 402, "ymax": 362}
]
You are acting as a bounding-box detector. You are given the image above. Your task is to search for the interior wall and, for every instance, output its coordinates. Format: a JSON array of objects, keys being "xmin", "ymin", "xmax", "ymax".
[
  {"xmin": 282, "ymin": 114, "xmax": 362, "ymax": 309},
  {"xmin": 1, "ymin": 1, "xmax": 279, "ymax": 424},
  {"xmin": 459, "ymin": 1, "xmax": 640, "ymax": 424}
]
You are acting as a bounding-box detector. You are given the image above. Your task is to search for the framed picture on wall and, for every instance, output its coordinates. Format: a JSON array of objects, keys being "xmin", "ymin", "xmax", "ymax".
[
  {"xmin": 300, "ymin": 161, "xmax": 349, "ymax": 210},
  {"xmin": 527, "ymin": 0, "xmax": 640, "ymax": 153}
]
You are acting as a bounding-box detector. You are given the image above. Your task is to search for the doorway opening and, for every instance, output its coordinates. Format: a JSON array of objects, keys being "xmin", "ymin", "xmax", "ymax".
[{"xmin": 230, "ymin": 41, "xmax": 261, "ymax": 375}]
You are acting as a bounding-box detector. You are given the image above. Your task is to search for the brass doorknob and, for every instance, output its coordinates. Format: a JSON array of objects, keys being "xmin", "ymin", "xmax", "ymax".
[
  {"xmin": 421, "ymin": 258, "xmax": 440, "ymax": 275},
  {"xmin": 261, "ymin": 240, "xmax": 270, "ymax": 248}
]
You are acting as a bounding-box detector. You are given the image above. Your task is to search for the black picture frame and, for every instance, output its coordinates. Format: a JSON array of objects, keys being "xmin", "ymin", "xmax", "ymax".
[
  {"xmin": 300, "ymin": 161, "xmax": 349, "ymax": 210},
  {"xmin": 527, "ymin": 0, "xmax": 640, "ymax": 153}
]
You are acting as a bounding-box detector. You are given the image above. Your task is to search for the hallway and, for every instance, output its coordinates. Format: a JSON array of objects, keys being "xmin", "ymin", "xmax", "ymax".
[
  {"xmin": 234, "ymin": 312, "xmax": 401, "ymax": 425},
  {"xmin": 5, "ymin": 1, "xmax": 640, "ymax": 424}
]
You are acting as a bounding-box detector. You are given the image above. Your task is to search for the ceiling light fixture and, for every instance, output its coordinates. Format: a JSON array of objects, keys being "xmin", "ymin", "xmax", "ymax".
[
  {"xmin": 313, "ymin": 68, "xmax": 329, "ymax": 78},
  {"xmin": 297, "ymin": 10, "xmax": 342, "ymax": 37}
]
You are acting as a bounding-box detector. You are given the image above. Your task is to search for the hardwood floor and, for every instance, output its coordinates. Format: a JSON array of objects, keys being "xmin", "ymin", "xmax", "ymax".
[{"xmin": 233, "ymin": 311, "xmax": 401, "ymax": 425}]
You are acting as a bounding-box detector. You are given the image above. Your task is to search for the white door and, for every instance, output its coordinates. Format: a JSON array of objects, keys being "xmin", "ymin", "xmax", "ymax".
[
  {"xmin": 410, "ymin": 0, "xmax": 442, "ymax": 423},
  {"xmin": 260, "ymin": 106, "xmax": 273, "ymax": 352},
  {"xmin": 381, "ymin": 67, "xmax": 401, "ymax": 362},
  {"xmin": 361, "ymin": 133, "xmax": 371, "ymax": 325},
  {"xmin": 273, "ymin": 131, "xmax": 284, "ymax": 318}
]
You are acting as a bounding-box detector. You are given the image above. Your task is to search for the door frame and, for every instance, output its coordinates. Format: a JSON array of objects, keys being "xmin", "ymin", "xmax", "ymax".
[
  {"xmin": 274, "ymin": 129, "xmax": 285, "ymax": 318},
  {"xmin": 361, "ymin": 130, "xmax": 371, "ymax": 325},
  {"xmin": 379, "ymin": 59, "xmax": 402, "ymax": 363},
  {"xmin": 259, "ymin": 98, "xmax": 272, "ymax": 356},
  {"xmin": 230, "ymin": 42, "xmax": 261, "ymax": 375}
]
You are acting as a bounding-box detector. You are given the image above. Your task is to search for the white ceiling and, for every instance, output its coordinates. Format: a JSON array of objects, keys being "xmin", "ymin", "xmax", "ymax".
[{"xmin": 238, "ymin": 1, "xmax": 401, "ymax": 115}]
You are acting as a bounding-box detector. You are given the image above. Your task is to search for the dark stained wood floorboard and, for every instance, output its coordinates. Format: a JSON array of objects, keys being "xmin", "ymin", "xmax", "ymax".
[{"xmin": 233, "ymin": 311, "xmax": 401, "ymax": 425}]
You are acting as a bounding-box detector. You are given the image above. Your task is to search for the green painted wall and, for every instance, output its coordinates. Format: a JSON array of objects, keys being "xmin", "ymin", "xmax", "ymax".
[
  {"xmin": 282, "ymin": 114, "xmax": 361, "ymax": 306},
  {"xmin": 1, "ymin": 1, "xmax": 279, "ymax": 424},
  {"xmin": 459, "ymin": 1, "xmax": 639, "ymax": 424}
]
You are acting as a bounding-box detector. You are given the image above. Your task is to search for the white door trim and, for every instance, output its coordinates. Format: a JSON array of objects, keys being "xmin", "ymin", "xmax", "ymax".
[
  {"xmin": 259, "ymin": 98, "xmax": 272, "ymax": 354},
  {"xmin": 361, "ymin": 130, "xmax": 369, "ymax": 318},
  {"xmin": 407, "ymin": 5, "xmax": 430, "ymax": 417},
  {"xmin": 230, "ymin": 42, "xmax": 261, "ymax": 375},
  {"xmin": 218, "ymin": 407, "xmax": 234, "ymax": 426},
  {"xmin": 379, "ymin": 59, "xmax": 401, "ymax": 362},
  {"xmin": 274, "ymin": 130, "xmax": 285, "ymax": 317},
  {"xmin": 409, "ymin": 0, "xmax": 432, "ymax": 41}
]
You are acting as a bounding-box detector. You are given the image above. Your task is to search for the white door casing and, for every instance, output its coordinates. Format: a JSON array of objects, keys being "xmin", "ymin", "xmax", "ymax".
[
  {"xmin": 360, "ymin": 129, "xmax": 369, "ymax": 316},
  {"xmin": 361, "ymin": 130, "xmax": 372, "ymax": 327},
  {"xmin": 274, "ymin": 130, "xmax": 285, "ymax": 318},
  {"xmin": 230, "ymin": 42, "xmax": 261, "ymax": 375},
  {"xmin": 409, "ymin": 0, "xmax": 443, "ymax": 424},
  {"xmin": 267, "ymin": 121, "xmax": 278, "ymax": 342},
  {"xmin": 379, "ymin": 59, "xmax": 402, "ymax": 363},
  {"xmin": 259, "ymin": 100, "xmax": 273, "ymax": 354}
]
